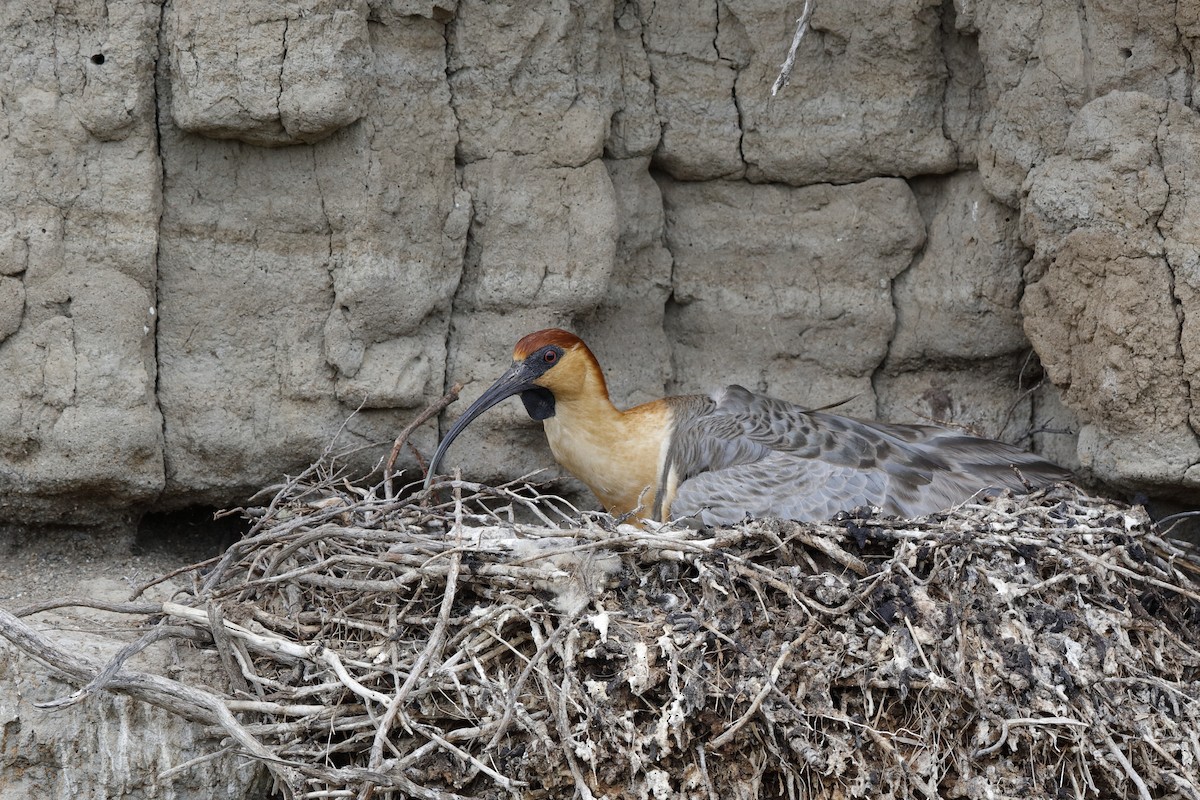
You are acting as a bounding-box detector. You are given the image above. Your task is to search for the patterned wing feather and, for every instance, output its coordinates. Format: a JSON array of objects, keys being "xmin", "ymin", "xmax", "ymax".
[
  {"xmin": 671, "ymin": 453, "xmax": 888, "ymax": 525},
  {"xmin": 665, "ymin": 385, "xmax": 1071, "ymax": 524}
]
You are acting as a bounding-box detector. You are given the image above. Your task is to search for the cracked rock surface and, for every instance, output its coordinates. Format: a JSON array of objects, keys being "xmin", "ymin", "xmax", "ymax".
[{"xmin": 2, "ymin": 0, "xmax": 1198, "ymax": 530}]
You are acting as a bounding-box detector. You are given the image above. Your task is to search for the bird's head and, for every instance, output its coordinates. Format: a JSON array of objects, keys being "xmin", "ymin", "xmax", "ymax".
[{"xmin": 423, "ymin": 329, "xmax": 604, "ymax": 488}]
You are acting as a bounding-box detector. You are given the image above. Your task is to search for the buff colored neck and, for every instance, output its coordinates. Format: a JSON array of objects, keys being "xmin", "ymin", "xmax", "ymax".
[{"xmin": 539, "ymin": 362, "xmax": 672, "ymax": 520}]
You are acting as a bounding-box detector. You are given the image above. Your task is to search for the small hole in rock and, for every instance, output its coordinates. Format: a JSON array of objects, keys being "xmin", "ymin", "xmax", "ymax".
[
  {"xmin": 135, "ymin": 506, "xmax": 246, "ymax": 560},
  {"xmin": 91, "ymin": 53, "xmax": 105, "ymax": 65},
  {"xmin": 1120, "ymin": 47, "xmax": 1132, "ymax": 59}
]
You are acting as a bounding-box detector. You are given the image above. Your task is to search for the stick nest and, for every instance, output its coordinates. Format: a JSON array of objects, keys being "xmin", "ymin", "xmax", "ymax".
[{"xmin": 109, "ymin": 466, "xmax": 1195, "ymax": 800}]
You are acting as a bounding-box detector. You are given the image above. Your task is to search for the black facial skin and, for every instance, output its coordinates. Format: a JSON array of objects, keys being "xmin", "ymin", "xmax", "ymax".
[
  {"xmin": 517, "ymin": 346, "xmax": 561, "ymax": 419},
  {"xmin": 423, "ymin": 344, "xmax": 565, "ymax": 488},
  {"xmin": 520, "ymin": 386, "xmax": 556, "ymax": 420},
  {"xmin": 524, "ymin": 345, "xmax": 564, "ymax": 380}
]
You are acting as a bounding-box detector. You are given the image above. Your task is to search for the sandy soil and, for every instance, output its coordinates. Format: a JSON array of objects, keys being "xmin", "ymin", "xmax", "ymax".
[{"xmin": 0, "ymin": 508, "xmax": 243, "ymax": 610}]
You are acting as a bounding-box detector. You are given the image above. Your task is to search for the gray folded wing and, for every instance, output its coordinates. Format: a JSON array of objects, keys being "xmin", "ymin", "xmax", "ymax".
[{"xmin": 665, "ymin": 384, "xmax": 1070, "ymax": 525}]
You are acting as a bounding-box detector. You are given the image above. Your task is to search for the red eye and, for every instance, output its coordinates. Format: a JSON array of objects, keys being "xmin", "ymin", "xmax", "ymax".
[{"xmin": 544, "ymin": 349, "xmax": 557, "ymax": 364}]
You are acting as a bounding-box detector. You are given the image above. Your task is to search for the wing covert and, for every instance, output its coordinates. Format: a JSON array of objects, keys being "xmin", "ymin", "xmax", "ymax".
[{"xmin": 660, "ymin": 384, "xmax": 1070, "ymax": 523}]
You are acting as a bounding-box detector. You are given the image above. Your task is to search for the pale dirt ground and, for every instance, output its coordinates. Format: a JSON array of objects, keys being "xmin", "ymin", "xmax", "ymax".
[{"xmin": 0, "ymin": 509, "xmax": 243, "ymax": 610}]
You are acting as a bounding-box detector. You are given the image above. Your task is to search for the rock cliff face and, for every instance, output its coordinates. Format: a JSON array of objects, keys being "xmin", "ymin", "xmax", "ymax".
[
  {"xmin": 2, "ymin": 0, "xmax": 1198, "ymax": 529},
  {"xmin": 0, "ymin": 578, "xmax": 270, "ymax": 800}
]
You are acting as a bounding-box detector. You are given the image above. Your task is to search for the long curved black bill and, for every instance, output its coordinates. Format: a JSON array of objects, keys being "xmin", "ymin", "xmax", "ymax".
[{"xmin": 423, "ymin": 362, "xmax": 535, "ymax": 489}]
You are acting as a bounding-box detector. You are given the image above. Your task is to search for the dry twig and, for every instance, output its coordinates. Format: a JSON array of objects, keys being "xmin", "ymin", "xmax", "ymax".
[
  {"xmin": 2, "ymin": 451, "xmax": 1199, "ymax": 799},
  {"xmin": 771, "ymin": 0, "xmax": 814, "ymax": 96},
  {"xmin": 382, "ymin": 381, "xmax": 462, "ymax": 500}
]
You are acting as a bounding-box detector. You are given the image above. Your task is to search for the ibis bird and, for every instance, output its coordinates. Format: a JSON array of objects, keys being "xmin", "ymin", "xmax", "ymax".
[{"xmin": 424, "ymin": 329, "xmax": 1071, "ymax": 525}]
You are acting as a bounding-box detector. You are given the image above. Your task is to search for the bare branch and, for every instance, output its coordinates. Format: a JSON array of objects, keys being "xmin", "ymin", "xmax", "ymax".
[{"xmin": 771, "ymin": 0, "xmax": 814, "ymax": 97}]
